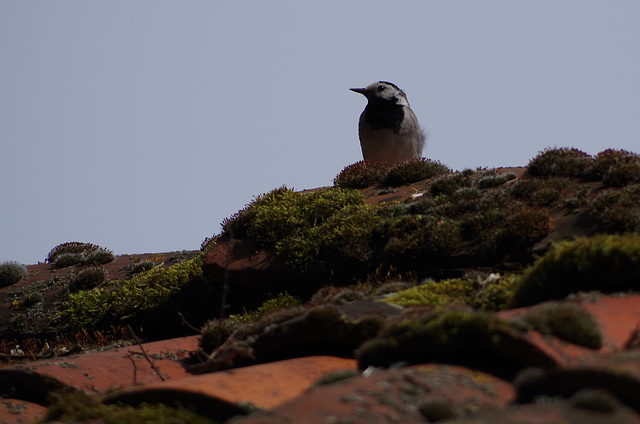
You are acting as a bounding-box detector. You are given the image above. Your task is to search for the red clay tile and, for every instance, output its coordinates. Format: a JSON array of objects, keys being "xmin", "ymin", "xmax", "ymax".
[
  {"xmin": 0, "ymin": 399, "xmax": 47, "ymax": 424},
  {"xmin": 234, "ymin": 364, "xmax": 515, "ymax": 424},
  {"xmin": 105, "ymin": 356, "xmax": 357, "ymax": 412},
  {"xmin": 579, "ymin": 295, "xmax": 640, "ymax": 351},
  {"xmin": 12, "ymin": 335, "xmax": 199, "ymax": 393}
]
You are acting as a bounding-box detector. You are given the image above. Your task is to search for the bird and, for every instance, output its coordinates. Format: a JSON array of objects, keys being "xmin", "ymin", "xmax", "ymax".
[{"xmin": 350, "ymin": 81, "xmax": 426, "ymax": 163}]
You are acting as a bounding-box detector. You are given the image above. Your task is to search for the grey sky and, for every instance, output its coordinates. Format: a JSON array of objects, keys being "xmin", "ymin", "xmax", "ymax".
[{"xmin": 2, "ymin": 2, "xmax": 639, "ymax": 264}]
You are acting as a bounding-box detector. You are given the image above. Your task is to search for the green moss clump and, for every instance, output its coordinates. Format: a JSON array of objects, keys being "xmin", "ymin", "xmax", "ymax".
[
  {"xmin": 45, "ymin": 391, "xmax": 216, "ymax": 423},
  {"xmin": 525, "ymin": 147, "xmax": 593, "ymax": 178},
  {"xmin": 382, "ymin": 275, "xmax": 517, "ymax": 311},
  {"xmin": 0, "ymin": 261, "xmax": 27, "ymax": 287},
  {"xmin": 516, "ymin": 302, "xmax": 603, "ymax": 349},
  {"xmin": 590, "ymin": 185, "xmax": 640, "ymax": 232},
  {"xmin": 222, "ymin": 186, "xmax": 364, "ymax": 246},
  {"xmin": 381, "ymin": 279, "xmax": 474, "ymax": 308},
  {"xmin": 334, "ymin": 160, "xmax": 391, "ymax": 188},
  {"xmin": 510, "ymin": 233, "xmax": 640, "ymax": 307},
  {"xmin": 356, "ymin": 310, "xmax": 512, "ymax": 369},
  {"xmin": 66, "ymin": 254, "xmax": 204, "ymax": 328},
  {"xmin": 381, "ymin": 158, "xmax": 451, "ymax": 187}
]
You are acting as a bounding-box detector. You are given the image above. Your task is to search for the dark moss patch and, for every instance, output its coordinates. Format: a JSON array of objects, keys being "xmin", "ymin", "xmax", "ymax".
[
  {"xmin": 68, "ymin": 267, "xmax": 107, "ymax": 292},
  {"xmin": 510, "ymin": 233, "xmax": 640, "ymax": 307},
  {"xmin": 355, "ymin": 310, "xmax": 520, "ymax": 375},
  {"xmin": 515, "ymin": 365, "xmax": 640, "ymax": 413},
  {"xmin": 590, "ymin": 184, "xmax": 640, "ymax": 232},
  {"xmin": 192, "ymin": 304, "xmax": 384, "ymax": 372}
]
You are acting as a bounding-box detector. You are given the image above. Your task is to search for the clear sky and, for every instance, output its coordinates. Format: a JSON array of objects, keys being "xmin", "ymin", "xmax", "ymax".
[{"xmin": 2, "ymin": 2, "xmax": 639, "ymax": 264}]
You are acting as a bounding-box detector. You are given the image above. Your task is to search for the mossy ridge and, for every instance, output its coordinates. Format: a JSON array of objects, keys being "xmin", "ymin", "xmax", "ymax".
[
  {"xmin": 220, "ymin": 181, "xmax": 554, "ymax": 283},
  {"xmin": 65, "ymin": 254, "xmax": 204, "ymax": 328},
  {"xmin": 510, "ymin": 233, "xmax": 640, "ymax": 307},
  {"xmin": 195, "ymin": 303, "xmax": 384, "ymax": 371}
]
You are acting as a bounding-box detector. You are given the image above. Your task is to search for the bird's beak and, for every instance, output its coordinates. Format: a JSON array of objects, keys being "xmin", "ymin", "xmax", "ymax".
[{"xmin": 350, "ymin": 87, "xmax": 367, "ymax": 95}]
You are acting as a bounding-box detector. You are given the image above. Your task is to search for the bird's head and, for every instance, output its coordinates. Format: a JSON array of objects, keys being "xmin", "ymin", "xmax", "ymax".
[{"xmin": 350, "ymin": 81, "xmax": 410, "ymax": 106}]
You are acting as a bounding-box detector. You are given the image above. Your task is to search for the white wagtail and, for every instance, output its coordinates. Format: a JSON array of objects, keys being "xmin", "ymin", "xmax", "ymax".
[{"xmin": 350, "ymin": 81, "xmax": 426, "ymax": 163}]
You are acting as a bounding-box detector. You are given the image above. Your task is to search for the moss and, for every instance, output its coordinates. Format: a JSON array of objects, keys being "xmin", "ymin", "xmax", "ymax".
[
  {"xmin": 477, "ymin": 171, "xmax": 517, "ymax": 189},
  {"xmin": 315, "ymin": 369, "xmax": 360, "ymax": 386},
  {"xmin": 309, "ymin": 284, "xmax": 376, "ymax": 305},
  {"xmin": 592, "ymin": 148, "xmax": 640, "ymax": 187},
  {"xmin": 418, "ymin": 398, "xmax": 457, "ymax": 422},
  {"xmin": 278, "ymin": 203, "xmax": 380, "ymax": 273},
  {"xmin": 0, "ymin": 261, "xmax": 27, "ymax": 287},
  {"xmin": 510, "ymin": 233, "xmax": 640, "ymax": 307},
  {"xmin": 333, "ymin": 160, "xmax": 391, "ymax": 188},
  {"xmin": 47, "ymin": 242, "xmax": 114, "ymax": 268},
  {"xmin": 196, "ymin": 305, "xmax": 384, "ymax": 369},
  {"xmin": 125, "ymin": 260, "xmax": 156, "ymax": 278},
  {"xmin": 356, "ymin": 310, "xmax": 513, "ymax": 369},
  {"xmin": 381, "ymin": 215, "xmax": 464, "ymax": 265},
  {"xmin": 429, "ymin": 172, "xmax": 473, "ymax": 197},
  {"xmin": 498, "ymin": 208, "xmax": 553, "ymax": 248},
  {"xmin": 517, "ymin": 302, "xmax": 603, "ymax": 348},
  {"xmin": 231, "ymin": 292, "xmax": 301, "ymax": 323},
  {"xmin": 382, "ymin": 275, "xmax": 517, "ymax": 311},
  {"xmin": 525, "ymin": 147, "xmax": 593, "ymax": 178},
  {"xmin": 68, "ymin": 267, "xmax": 107, "ymax": 292},
  {"xmin": 381, "ymin": 158, "xmax": 451, "ymax": 187},
  {"xmin": 44, "ymin": 391, "xmax": 216, "ymax": 423},
  {"xmin": 590, "ymin": 185, "xmax": 640, "ymax": 232},
  {"xmin": 222, "ymin": 186, "xmax": 364, "ymax": 243},
  {"xmin": 198, "ymin": 318, "xmax": 244, "ymax": 353},
  {"xmin": 66, "ymin": 254, "xmax": 204, "ymax": 328},
  {"xmin": 570, "ymin": 388, "xmax": 619, "ymax": 412},
  {"xmin": 382, "ymin": 279, "xmax": 474, "ymax": 308}
]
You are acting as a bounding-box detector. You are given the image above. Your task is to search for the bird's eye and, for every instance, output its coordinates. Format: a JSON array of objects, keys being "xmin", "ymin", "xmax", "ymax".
[{"xmin": 377, "ymin": 85, "xmax": 385, "ymax": 92}]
